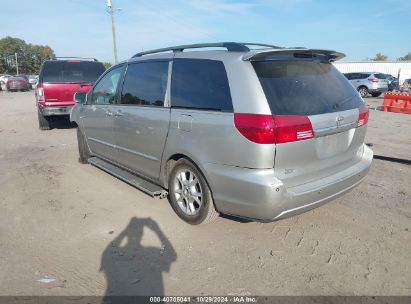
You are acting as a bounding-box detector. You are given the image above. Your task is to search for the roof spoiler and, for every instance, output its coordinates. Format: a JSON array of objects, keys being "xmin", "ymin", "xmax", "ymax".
[{"xmin": 242, "ymin": 48, "xmax": 345, "ymax": 62}]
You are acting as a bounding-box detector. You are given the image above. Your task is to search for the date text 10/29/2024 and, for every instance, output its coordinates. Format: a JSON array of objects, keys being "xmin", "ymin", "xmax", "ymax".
[{"xmin": 150, "ymin": 296, "xmax": 258, "ymax": 303}]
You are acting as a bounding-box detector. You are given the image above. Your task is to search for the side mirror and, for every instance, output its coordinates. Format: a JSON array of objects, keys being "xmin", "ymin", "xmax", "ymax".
[{"xmin": 74, "ymin": 92, "xmax": 87, "ymax": 104}]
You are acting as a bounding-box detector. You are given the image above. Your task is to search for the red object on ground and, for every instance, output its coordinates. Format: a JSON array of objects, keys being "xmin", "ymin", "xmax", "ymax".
[{"xmin": 381, "ymin": 92, "xmax": 411, "ymax": 114}]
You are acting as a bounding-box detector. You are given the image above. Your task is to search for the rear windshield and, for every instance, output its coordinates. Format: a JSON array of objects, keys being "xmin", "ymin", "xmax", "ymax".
[
  {"xmin": 252, "ymin": 60, "xmax": 363, "ymax": 116},
  {"xmin": 41, "ymin": 61, "xmax": 105, "ymax": 83}
]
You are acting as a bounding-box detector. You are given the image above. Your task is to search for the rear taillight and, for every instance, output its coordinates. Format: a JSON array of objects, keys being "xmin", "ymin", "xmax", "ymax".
[
  {"xmin": 273, "ymin": 115, "xmax": 314, "ymax": 144},
  {"xmin": 36, "ymin": 87, "xmax": 44, "ymax": 101},
  {"xmin": 357, "ymin": 104, "xmax": 369, "ymax": 127},
  {"xmin": 234, "ymin": 113, "xmax": 275, "ymax": 144},
  {"xmin": 234, "ymin": 113, "xmax": 314, "ymax": 144},
  {"xmin": 368, "ymin": 78, "xmax": 379, "ymax": 83}
]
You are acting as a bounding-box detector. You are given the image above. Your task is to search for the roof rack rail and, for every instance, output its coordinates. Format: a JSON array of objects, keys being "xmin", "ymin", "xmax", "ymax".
[
  {"xmin": 53, "ymin": 57, "xmax": 98, "ymax": 62},
  {"xmin": 132, "ymin": 42, "xmax": 281, "ymax": 58}
]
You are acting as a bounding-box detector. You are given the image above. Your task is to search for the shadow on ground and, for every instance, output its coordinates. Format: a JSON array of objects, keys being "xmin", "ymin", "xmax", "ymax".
[
  {"xmin": 100, "ymin": 217, "xmax": 176, "ymax": 301},
  {"xmin": 50, "ymin": 116, "xmax": 77, "ymax": 129}
]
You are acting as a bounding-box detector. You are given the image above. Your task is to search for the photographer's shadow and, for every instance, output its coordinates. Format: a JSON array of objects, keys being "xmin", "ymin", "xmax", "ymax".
[{"xmin": 101, "ymin": 217, "xmax": 176, "ymax": 297}]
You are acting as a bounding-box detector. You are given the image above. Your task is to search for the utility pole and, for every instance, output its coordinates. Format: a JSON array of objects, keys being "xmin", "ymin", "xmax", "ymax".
[
  {"xmin": 107, "ymin": 0, "xmax": 119, "ymax": 64},
  {"xmin": 15, "ymin": 53, "xmax": 19, "ymax": 75}
]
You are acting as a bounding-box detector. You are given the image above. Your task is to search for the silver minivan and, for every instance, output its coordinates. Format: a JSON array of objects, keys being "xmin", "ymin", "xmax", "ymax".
[{"xmin": 71, "ymin": 43, "xmax": 373, "ymax": 225}]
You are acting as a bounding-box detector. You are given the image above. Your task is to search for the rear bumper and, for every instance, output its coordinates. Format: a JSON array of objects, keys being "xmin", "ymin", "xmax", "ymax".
[
  {"xmin": 38, "ymin": 104, "xmax": 73, "ymax": 116},
  {"xmin": 369, "ymin": 85, "xmax": 388, "ymax": 93},
  {"xmin": 205, "ymin": 144, "xmax": 373, "ymax": 221},
  {"xmin": 7, "ymin": 85, "xmax": 27, "ymax": 90}
]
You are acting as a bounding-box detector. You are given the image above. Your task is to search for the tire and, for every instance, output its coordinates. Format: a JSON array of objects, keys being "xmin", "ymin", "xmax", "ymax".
[
  {"xmin": 358, "ymin": 86, "xmax": 368, "ymax": 98},
  {"xmin": 37, "ymin": 110, "xmax": 51, "ymax": 130},
  {"xmin": 371, "ymin": 92, "xmax": 381, "ymax": 97},
  {"xmin": 168, "ymin": 159, "xmax": 219, "ymax": 225},
  {"xmin": 77, "ymin": 127, "xmax": 91, "ymax": 164}
]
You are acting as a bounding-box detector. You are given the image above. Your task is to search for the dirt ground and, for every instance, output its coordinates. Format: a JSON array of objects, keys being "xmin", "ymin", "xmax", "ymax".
[{"xmin": 0, "ymin": 91, "xmax": 410, "ymax": 296}]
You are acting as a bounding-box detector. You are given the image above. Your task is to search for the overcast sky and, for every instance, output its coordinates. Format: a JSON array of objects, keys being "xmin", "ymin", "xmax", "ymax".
[{"xmin": 1, "ymin": 0, "xmax": 410, "ymax": 63}]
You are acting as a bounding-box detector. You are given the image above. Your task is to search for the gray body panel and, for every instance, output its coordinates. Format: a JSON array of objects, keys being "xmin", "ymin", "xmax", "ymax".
[
  {"xmin": 113, "ymin": 106, "xmax": 170, "ymax": 180},
  {"xmin": 70, "ymin": 44, "xmax": 373, "ymax": 221},
  {"xmin": 78, "ymin": 105, "xmax": 116, "ymax": 161}
]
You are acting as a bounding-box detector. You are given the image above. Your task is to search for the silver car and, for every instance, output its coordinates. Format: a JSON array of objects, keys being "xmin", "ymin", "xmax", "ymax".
[
  {"xmin": 344, "ymin": 72, "xmax": 389, "ymax": 97},
  {"xmin": 71, "ymin": 42, "xmax": 373, "ymax": 225}
]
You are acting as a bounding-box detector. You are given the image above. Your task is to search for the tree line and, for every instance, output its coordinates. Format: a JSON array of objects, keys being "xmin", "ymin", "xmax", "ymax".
[
  {"xmin": 0, "ymin": 36, "xmax": 55, "ymax": 74},
  {"xmin": 0, "ymin": 36, "xmax": 112, "ymax": 75},
  {"xmin": 371, "ymin": 52, "xmax": 411, "ymax": 61},
  {"xmin": 1, "ymin": 36, "xmax": 409, "ymax": 74}
]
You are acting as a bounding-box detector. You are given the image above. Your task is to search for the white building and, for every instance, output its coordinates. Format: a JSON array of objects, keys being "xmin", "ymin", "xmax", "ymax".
[{"xmin": 333, "ymin": 61, "xmax": 411, "ymax": 78}]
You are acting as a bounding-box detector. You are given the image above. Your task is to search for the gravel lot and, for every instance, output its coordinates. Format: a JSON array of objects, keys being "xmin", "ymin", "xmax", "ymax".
[{"xmin": 0, "ymin": 91, "xmax": 410, "ymax": 296}]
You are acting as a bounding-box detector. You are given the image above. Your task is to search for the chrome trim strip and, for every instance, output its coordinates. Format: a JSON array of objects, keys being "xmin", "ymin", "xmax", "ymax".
[
  {"xmin": 88, "ymin": 137, "xmax": 116, "ymax": 148},
  {"xmin": 117, "ymin": 145, "xmax": 158, "ymax": 161},
  {"xmin": 87, "ymin": 137, "xmax": 158, "ymax": 161},
  {"xmin": 314, "ymin": 121, "xmax": 356, "ymax": 137}
]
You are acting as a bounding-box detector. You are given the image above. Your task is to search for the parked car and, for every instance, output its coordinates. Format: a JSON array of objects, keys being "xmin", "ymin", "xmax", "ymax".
[
  {"xmin": 343, "ymin": 72, "xmax": 389, "ymax": 97},
  {"xmin": 28, "ymin": 75, "xmax": 38, "ymax": 89},
  {"xmin": 401, "ymin": 78, "xmax": 411, "ymax": 92},
  {"xmin": 6, "ymin": 76, "xmax": 31, "ymax": 91},
  {"xmin": 36, "ymin": 58, "xmax": 106, "ymax": 130},
  {"xmin": 71, "ymin": 42, "xmax": 373, "ymax": 225},
  {"xmin": 0, "ymin": 74, "xmax": 11, "ymax": 84}
]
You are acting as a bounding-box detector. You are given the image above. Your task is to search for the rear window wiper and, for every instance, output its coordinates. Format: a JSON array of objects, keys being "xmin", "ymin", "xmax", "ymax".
[{"xmin": 333, "ymin": 96, "xmax": 353, "ymax": 109}]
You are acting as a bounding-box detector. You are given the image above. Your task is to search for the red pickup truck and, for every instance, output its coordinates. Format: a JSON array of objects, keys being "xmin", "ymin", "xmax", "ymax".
[{"xmin": 35, "ymin": 58, "xmax": 105, "ymax": 130}]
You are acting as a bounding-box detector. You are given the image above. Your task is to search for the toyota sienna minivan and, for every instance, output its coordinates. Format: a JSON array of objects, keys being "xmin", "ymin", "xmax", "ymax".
[{"xmin": 71, "ymin": 42, "xmax": 373, "ymax": 225}]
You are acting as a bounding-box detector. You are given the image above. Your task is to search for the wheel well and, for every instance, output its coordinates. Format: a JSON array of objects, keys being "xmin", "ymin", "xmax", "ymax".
[
  {"xmin": 164, "ymin": 154, "xmax": 205, "ymax": 189},
  {"xmin": 358, "ymin": 85, "xmax": 368, "ymax": 90},
  {"xmin": 164, "ymin": 153, "xmax": 219, "ymax": 214},
  {"xmin": 164, "ymin": 154, "xmax": 188, "ymax": 188}
]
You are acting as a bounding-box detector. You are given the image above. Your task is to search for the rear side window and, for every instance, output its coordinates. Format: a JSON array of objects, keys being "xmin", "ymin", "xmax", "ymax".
[
  {"xmin": 40, "ymin": 61, "xmax": 106, "ymax": 83},
  {"xmin": 171, "ymin": 59, "xmax": 233, "ymax": 112},
  {"xmin": 120, "ymin": 61, "xmax": 169, "ymax": 106},
  {"xmin": 360, "ymin": 73, "xmax": 371, "ymax": 79},
  {"xmin": 374, "ymin": 73, "xmax": 387, "ymax": 79},
  {"xmin": 253, "ymin": 60, "xmax": 363, "ymax": 116}
]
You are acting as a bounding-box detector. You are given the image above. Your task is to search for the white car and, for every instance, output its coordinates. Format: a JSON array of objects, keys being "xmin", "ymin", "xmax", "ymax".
[{"xmin": 0, "ymin": 74, "xmax": 11, "ymax": 84}]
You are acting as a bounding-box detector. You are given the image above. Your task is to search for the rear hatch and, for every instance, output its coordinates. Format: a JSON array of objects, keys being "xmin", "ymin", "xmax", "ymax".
[
  {"xmin": 373, "ymin": 73, "xmax": 389, "ymax": 89},
  {"xmin": 250, "ymin": 51, "xmax": 368, "ymax": 187},
  {"xmin": 38, "ymin": 60, "xmax": 105, "ymax": 105}
]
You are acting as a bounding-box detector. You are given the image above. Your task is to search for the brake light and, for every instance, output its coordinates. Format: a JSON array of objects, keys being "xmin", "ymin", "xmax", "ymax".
[
  {"xmin": 368, "ymin": 78, "xmax": 379, "ymax": 83},
  {"xmin": 234, "ymin": 114, "xmax": 275, "ymax": 144},
  {"xmin": 36, "ymin": 87, "xmax": 44, "ymax": 102},
  {"xmin": 274, "ymin": 116, "xmax": 314, "ymax": 143},
  {"xmin": 234, "ymin": 113, "xmax": 314, "ymax": 144},
  {"xmin": 357, "ymin": 104, "xmax": 369, "ymax": 127}
]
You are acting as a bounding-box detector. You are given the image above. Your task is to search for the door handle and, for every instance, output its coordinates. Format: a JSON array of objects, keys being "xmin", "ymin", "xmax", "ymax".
[
  {"xmin": 105, "ymin": 110, "xmax": 113, "ymax": 116},
  {"xmin": 114, "ymin": 111, "xmax": 124, "ymax": 117}
]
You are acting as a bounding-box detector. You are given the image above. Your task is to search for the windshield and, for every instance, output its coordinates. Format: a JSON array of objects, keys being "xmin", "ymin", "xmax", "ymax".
[
  {"xmin": 252, "ymin": 60, "xmax": 363, "ymax": 116},
  {"xmin": 41, "ymin": 61, "xmax": 105, "ymax": 83}
]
